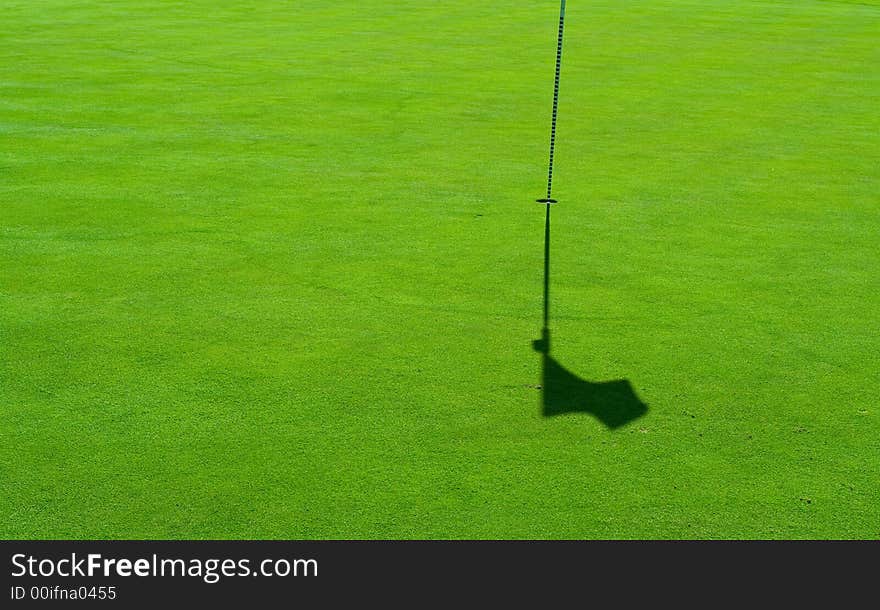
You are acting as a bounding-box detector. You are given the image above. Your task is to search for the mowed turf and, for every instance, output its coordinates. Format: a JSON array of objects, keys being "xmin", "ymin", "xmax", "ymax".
[{"xmin": 2, "ymin": 0, "xmax": 879, "ymax": 539}]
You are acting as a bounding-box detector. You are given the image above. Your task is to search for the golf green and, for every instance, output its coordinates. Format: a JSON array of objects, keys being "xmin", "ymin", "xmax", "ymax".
[{"xmin": 2, "ymin": 0, "xmax": 878, "ymax": 539}]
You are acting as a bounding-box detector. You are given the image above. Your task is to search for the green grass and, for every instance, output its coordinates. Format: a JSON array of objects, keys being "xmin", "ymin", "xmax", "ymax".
[{"xmin": 2, "ymin": 0, "xmax": 879, "ymax": 539}]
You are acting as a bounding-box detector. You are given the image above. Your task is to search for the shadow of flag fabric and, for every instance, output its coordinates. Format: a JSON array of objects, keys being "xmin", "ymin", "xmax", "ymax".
[{"xmin": 538, "ymin": 352, "xmax": 648, "ymax": 429}]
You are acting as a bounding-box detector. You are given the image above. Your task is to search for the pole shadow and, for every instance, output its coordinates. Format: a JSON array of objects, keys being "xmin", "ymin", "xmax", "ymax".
[{"xmin": 535, "ymin": 204, "xmax": 648, "ymax": 429}]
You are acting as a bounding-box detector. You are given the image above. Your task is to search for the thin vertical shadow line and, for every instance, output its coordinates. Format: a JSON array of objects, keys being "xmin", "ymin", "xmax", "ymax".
[{"xmin": 543, "ymin": 203, "xmax": 550, "ymax": 332}]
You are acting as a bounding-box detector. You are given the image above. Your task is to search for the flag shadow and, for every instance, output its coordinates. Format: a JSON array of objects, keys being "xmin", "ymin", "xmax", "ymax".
[{"xmin": 533, "ymin": 328, "xmax": 647, "ymax": 429}]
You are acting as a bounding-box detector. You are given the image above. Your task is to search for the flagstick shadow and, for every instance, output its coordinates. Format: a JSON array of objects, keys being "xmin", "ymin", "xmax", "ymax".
[{"xmin": 536, "ymin": 205, "xmax": 648, "ymax": 429}]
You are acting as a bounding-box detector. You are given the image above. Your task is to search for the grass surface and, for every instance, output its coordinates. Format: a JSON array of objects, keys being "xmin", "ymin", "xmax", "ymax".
[{"xmin": 2, "ymin": 0, "xmax": 879, "ymax": 539}]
